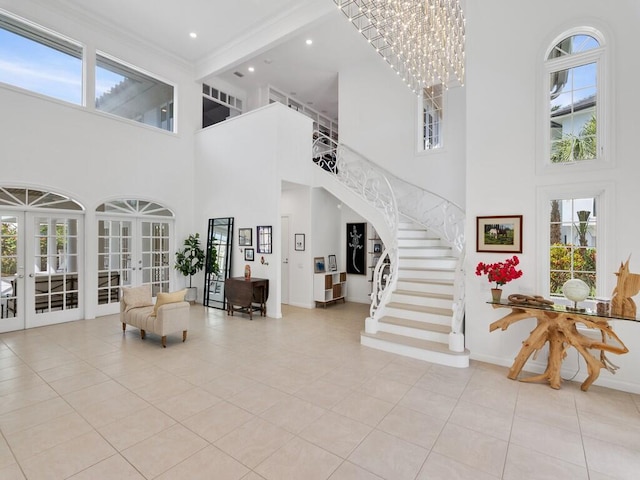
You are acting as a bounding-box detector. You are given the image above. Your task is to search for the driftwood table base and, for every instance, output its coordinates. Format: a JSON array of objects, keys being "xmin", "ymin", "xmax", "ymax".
[{"xmin": 489, "ymin": 305, "xmax": 629, "ymax": 391}]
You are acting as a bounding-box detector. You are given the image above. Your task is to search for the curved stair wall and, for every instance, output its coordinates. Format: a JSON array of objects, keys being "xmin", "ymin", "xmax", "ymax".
[{"xmin": 312, "ymin": 133, "xmax": 469, "ymax": 368}]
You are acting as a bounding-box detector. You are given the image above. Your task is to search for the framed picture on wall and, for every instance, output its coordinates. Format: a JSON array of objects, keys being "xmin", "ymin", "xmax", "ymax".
[
  {"xmin": 257, "ymin": 226, "xmax": 272, "ymax": 254},
  {"xmin": 244, "ymin": 248, "xmax": 254, "ymax": 261},
  {"xmin": 239, "ymin": 228, "xmax": 252, "ymax": 246},
  {"xmin": 328, "ymin": 254, "xmax": 337, "ymax": 271},
  {"xmin": 314, "ymin": 257, "xmax": 325, "ymax": 273},
  {"xmin": 294, "ymin": 233, "xmax": 305, "ymax": 251},
  {"xmin": 476, "ymin": 215, "xmax": 523, "ymax": 253},
  {"xmin": 346, "ymin": 222, "xmax": 366, "ymax": 275}
]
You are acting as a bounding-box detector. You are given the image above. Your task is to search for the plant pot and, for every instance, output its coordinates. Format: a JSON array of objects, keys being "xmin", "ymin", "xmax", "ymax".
[
  {"xmin": 184, "ymin": 287, "xmax": 197, "ymax": 302},
  {"xmin": 491, "ymin": 288, "xmax": 503, "ymax": 303}
]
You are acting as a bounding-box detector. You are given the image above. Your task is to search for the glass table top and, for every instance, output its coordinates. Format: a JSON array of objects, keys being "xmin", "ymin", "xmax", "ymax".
[{"xmin": 487, "ymin": 300, "xmax": 639, "ymax": 322}]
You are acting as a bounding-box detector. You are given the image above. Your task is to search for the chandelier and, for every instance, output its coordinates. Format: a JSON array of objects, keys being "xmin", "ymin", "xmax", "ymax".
[{"xmin": 334, "ymin": 0, "xmax": 465, "ymax": 93}]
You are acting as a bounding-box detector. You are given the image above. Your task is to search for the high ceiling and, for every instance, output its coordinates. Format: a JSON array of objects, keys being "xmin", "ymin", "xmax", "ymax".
[{"xmin": 38, "ymin": 0, "xmax": 377, "ymax": 120}]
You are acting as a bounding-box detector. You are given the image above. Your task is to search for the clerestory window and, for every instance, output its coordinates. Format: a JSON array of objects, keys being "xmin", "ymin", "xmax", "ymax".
[
  {"xmin": 0, "ymin": 10, "xmax": 83, "ymax": 105},
  {"xmin": 96, "ymin": 53, "xmax": 175, "ymax": 132},
  {"xmin": 421, "ymin": 83, "xmax": 443, "ymax": 150},
  {"xmin": 545, "ymin": 30, "xmax": 604, "ymax": 164}
]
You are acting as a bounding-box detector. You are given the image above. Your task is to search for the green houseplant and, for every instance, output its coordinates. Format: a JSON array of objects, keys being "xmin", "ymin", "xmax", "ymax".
[{"xmin": 175, "ymin": 233, "xmax": 206, "ymax": 301}]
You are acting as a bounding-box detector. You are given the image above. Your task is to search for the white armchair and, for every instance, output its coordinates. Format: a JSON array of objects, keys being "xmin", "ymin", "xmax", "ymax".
[{"xmin": 120, "ymin": 285, "xmax": 189, "ymax": 347}]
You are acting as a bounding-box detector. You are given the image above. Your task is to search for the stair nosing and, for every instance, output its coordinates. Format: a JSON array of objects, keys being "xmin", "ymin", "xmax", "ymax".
[
  {"xmin": 361, "ymin": 331, "xmax": 468, "ymax": 356},
  {"xmin": 393, "ymin": 290, "xmax": 454, "ymax": 300},
  {"xmin": 379, "ymin": 316, "xmax": 451, "ymax": 333},
  {"xmin": 397, "ymin": 278, "xmax": 454, "ymax": 285},
  {"xmin": 386, "ymin": 302, "xmax": 453, "ymax": 316}
]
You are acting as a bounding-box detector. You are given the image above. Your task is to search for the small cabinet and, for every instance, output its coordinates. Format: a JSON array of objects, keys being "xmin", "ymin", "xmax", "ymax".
[{"xmin": 314, "ymin": 271, "xmax": 347, "ymax": 307}]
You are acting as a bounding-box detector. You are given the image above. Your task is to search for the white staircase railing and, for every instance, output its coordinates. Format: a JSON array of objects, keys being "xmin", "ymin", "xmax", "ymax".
[{"xmin": 312, "ymin": 132, "xmax": 466, "ymax": 352}]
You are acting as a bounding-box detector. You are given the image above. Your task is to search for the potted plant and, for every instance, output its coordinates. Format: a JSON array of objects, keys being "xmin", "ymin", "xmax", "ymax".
[
  {"xmin": 175, "ymin": 233, "xmax": 206, "ymax": 302},
  {"xmin": 476, "ymin": 255, "xmax": 523, "ymax": 302}
]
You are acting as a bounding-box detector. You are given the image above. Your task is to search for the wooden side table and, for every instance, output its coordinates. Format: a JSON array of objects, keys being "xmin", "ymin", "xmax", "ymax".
[
  {"xmin": 489, "ymin": 301, "xmax": 634, "ymax": 391},
  {"xmin": 225, "ymin": 277, "xmax": 269, "ymax": 320}
]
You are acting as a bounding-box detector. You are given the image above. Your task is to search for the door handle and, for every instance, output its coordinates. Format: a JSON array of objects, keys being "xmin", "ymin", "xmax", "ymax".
[{"xmin": 28, "ymin": 273, "xmax": 34, "ymax": 278}]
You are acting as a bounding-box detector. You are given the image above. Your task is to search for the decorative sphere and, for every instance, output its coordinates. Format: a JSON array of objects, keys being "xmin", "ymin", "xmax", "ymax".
[{"xmin": 562, "ymin": 279, "xmax": 590, "ymax": 302}]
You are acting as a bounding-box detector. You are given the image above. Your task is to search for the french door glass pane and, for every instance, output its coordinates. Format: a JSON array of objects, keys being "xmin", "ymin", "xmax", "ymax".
[
  {"xmin": 1, "ymin": 216, "xmax": 18, "ymax": 319},
  {"xmin": 34, "ymin": 217, "xmax": 79, "ymax": 314},
  {"xmin": 97, "ymin": 219, "xmax": 131, "ymax": 305}
]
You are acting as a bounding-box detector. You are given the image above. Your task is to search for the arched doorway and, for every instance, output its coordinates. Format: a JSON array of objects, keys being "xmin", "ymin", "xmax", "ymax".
[
  {"xmin": 0, "ymin": 187, "xmax": 84, "ymax": 332},
  {"xmin": 95, "ymin": 199, "xmax": 174, "ymax": 315}
]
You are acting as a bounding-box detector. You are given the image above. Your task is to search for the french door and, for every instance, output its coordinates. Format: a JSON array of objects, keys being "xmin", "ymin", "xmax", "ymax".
[
  {"xmin": 0, "ymin": 211, "xmax": 84, "ymax": 332},
  {"xmin": 96, "ymin": 217, "xmax": 171, "ymax": 315}
]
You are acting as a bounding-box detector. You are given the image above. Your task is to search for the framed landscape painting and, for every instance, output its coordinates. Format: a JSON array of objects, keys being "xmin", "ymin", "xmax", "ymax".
[{"xmin": 476, "ymin": 215, "xmax": 522, "ymax": 253}]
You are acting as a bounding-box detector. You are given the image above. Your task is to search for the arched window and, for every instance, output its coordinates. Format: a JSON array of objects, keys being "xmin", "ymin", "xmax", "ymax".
[{"xmin": 544, "ymin": 29, "xmax": 605, "ymax": 164}]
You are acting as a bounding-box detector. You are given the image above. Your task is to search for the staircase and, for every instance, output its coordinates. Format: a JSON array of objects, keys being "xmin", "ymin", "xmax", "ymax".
[
  {"xmin": 360, "ymin": 220, "xmax": 469, "ymax": 367},
  {"xmin": 312, "ymin": 132, "xmax": 469, "ymax": 368}
]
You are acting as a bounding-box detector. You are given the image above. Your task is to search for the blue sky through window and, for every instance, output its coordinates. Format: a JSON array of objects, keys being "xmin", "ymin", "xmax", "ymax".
[{"xmin": 0, "ymin": 29, "xmax": 82, "ymax": 104}]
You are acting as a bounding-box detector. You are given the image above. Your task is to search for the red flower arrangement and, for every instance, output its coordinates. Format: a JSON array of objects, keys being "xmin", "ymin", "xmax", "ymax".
[{"xmin": 476, "ymin": 256, "xmax": 523, "ymax": 288}]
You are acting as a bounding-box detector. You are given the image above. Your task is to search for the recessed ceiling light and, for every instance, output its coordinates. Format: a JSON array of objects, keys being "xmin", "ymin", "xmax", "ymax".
[
  {"xmin": 305, "ymin": 39, "xmax": 313, "ymax": 45},
  {"xmin": 189, "ymin": 32, "xmax": 197, "ymax": 39},
  {"xmin": 248, "ymin": 66, "xmax": 255, "ymax": 73}
]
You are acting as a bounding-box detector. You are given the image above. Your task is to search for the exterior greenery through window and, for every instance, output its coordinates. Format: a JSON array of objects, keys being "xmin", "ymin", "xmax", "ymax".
[
  {"xmin": 422, "ymin": 84, "xmax": 443, "ymax": 150},
  {"xmin": 547, "ymin": 33, "xmax": 601, "ymax": 163},
  {"xmin": 549, "ymin": 198, "xmax": 597, "ymax": 298},
  {"xmin": 0, "ymin": 11, "xmax": 82, "ymax": 104}
]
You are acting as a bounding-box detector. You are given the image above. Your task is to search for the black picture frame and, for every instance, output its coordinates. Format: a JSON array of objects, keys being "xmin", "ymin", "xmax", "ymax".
[
  {"xmin": 244, "ymin": 248, "xmax": 254, "ymax": 261},
  {"xmin": 294, "ymin": 233, "xmax": 305, "ymax": 251},
  {"xmin": 476, "ymin": 215, "xmax": 523, "ymax": 253},
  {"xmin": 328, "ymin": 254, "xmax": 337, "ymax": 271},
  {"xmin": 257, "ymin": 225, "xmax": 272, "ymax": 254},
  {"xmin": 238, "ymin": 228, "xmax": 252, "ymax": 246},
  {"xmin": 346, "ymin": 222, "xmax": 366, "ymax": 275}
]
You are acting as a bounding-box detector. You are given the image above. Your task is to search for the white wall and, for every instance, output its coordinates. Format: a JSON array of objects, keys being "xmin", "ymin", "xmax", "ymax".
[
  {"xmin": 338, "ymin": 55, "xmax": 467, "ymax": 208},
  {"xmin": 194, "ymin": 103, "xmax": 313, "ymax": 318},
  {"xmin": 465, "ymin": 0, "xmax": 640, "ymax": 393},
  {"xmin": 281, "ymin": 183, "xmax": 314, "ymax": 308},
  {"xmin": 0, "ymin": 0, "xmax": 200, "ymax": 319}
]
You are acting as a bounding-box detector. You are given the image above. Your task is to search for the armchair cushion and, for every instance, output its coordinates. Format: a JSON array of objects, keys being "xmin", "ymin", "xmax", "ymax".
[
  {"xmin": 122, "ymin": 284, "xmax": 153, "ymax": 312},
  {"xmin": 153, "ymin": 289, "xmax": 187, "ymax": 316}
]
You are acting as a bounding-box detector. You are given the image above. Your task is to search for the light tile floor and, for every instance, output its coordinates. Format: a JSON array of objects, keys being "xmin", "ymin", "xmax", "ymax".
[{"xmin": 0, "ymin": 302, "xmax": 639, "ymax": 479}]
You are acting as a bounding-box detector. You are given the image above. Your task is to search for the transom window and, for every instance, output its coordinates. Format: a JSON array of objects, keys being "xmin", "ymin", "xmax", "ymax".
[
  {"xmin": 0, "ymin": 11, "xmax": 83, "ymax": 104},
  {"xmin": 96, "ymin": 53, "xmax": 175, "ymax": 132},
  {"xmin": 421, "ymin": 84, "xmax": 443, "ymax": 150},
  {"xmin": 546, "ymin": 32, "xmax": 603, "ymax": 164},
  {"xmin": 549, "ymin": 197, "xmax": 597, "ymax": 299}
]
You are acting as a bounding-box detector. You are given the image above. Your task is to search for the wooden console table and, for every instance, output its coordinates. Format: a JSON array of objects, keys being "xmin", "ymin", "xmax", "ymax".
[
  {"xmin": 225, "ymin": 277, "xmax": 269, "ymax": 320},
  {"xmin": 489, "ymin": 301, "xmax": 634, "ymax": 391}
]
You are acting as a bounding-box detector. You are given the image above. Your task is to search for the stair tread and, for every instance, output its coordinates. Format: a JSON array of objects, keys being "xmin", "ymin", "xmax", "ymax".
[
  {"xmin": 399, "ymin": 255, "xmax": 457, "ymax": 260},
  {"xmin": 397, "ymin": 277, "xmax": 454, "ymax": 285},
  {"xmin": 397, "ymin": 266, "xmax": 455, "ymax": 272},
  {"xmin": 379, "ymin": 316, "xmax": 451, "ymax": 333},
  {"xmin": 393, "ymin": 289, "xmax": 453, "ymax": 300},
  {"xmin": 386, "ymin": 302, "xmax": 453, "ymax": 316},
  {"xmin": 399, "ymin": 245, "xmax": 450, "ymax": 250},
  {"xmin": 361, "ymin": 331, "xmax": 468, "ymax": 356}
]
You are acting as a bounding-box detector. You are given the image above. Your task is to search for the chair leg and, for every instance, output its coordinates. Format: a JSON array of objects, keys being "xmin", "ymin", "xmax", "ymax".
[
  {"xmin": 182, "ymin": 330, "xmax": 187, "ymax": 342},
  {"xmin": 122, "ymin": 323, "xmax": 126, "ymax": 331},
  {"xmin": 140, "ymin": 329, "xmax": 146, "ymax": 339},
  {"xmin": 162, "ymin": 336, "xmax": 167, "ymax": 348}
]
